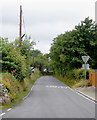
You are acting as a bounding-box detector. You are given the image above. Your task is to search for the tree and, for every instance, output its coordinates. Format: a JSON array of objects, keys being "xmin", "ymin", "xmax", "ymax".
[
  {"xmin": 50, "ymin": 17, "xmax": 97, "ymax": 76},
  {"xmin": 34, "ymin": 54, "xmax": 49, "ymax": 72},
  {"xmin": 1, "ymin": 37, "xmax": 16, "ymax": 72}
]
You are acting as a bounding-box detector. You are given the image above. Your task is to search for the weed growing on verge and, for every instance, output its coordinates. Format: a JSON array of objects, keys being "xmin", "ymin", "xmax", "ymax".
[{"xmin": 0, "ymin": 68, "xmax": 41, "ymax": 109}]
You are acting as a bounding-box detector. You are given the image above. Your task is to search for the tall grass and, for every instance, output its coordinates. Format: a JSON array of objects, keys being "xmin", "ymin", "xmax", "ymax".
[
  {"xmin": 54, "ymin": 68, "xmax": 91, "ymax": 88},
  {"xmin": 0, "ymin": 68, "xmax": 41, "ymax": 109},
  {"xmin": 72, "ymin": 79, "xmax": 92, "ymax": 89}
]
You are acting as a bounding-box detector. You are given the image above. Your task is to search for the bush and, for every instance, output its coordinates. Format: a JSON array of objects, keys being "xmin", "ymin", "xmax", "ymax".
[
  {"xmin": 30, "ymin": 68, "xmax": 41, "ymax": 81},
  {"xmin": 0, "ymin": 72, "xmax": 22, "ymax": 101},
  {"xmin": 10, "ymin": 48, "xmax": 27, "ymax": 81},
  {"xmin": 72, "ymin": 68, "xmax": 85, "ymax": 79},
  {"xmin": 1, "ymin": 37, "xmax": 34, "ymax": 82},
  {"xmin": 66, "ymin": 68, "xmax": 89, "ymax": 80},
  {"xmin": 0, "ymin": 68, "xmax": 41, "ymax": 107},
  {"xmin": 54, "ymin": 68, "xmax": 90, "ymax": 88}
]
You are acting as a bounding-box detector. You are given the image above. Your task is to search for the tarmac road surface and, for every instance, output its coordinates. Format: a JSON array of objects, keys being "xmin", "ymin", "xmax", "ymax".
[{"xmin": 2, "ymin": 76, "xmax": 95, "ymax": 118}]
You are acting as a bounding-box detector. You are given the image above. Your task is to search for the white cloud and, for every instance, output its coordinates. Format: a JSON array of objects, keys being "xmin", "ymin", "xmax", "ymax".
[{"xmin": 1, "ymin": 0, "xmax": 96, "ymax": 54}]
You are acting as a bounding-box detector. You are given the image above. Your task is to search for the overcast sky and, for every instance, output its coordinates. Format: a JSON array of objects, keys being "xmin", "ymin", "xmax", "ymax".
[{"xmin": 0, "ymin": 0, "xmax": 96, "ymax": 54}]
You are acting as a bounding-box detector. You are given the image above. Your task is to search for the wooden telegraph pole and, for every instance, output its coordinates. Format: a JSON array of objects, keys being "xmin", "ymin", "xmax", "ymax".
[{"xmin": 20, "ymin": 5, "xmax": 22, "ymax": 46}]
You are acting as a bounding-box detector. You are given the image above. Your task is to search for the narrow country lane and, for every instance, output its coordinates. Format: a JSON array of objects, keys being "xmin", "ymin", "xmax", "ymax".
[{"xmin": 2, "ymin": 76, "xmax": 95, "ymax": 118}]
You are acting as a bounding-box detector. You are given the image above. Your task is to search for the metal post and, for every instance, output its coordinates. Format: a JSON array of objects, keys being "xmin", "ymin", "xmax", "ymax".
[
  {"xmin": 85, "ymin": 63, "xmax": 86, "ymax": 88},
  {"xmin": 82, "ymin": 56, "xmax": 89, "ymax": 88}
]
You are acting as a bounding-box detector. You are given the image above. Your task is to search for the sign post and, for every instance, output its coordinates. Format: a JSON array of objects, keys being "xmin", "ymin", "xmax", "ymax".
[{"xmin": 82, "ymin": 56, "xmax": 89, "ymax": 88}]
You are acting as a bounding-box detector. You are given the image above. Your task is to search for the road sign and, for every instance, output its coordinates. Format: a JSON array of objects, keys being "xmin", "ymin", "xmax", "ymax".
[
  {"xmin": 82, "ymin": 56, "xmax": 90, "ymax": 88},
  {"xmin": 82, "ymin": 64, "xmax": 89, "ymax": 70},
  {"xmin": 82, "ymin": 56, "xmax": 89, "ymax": 64}
]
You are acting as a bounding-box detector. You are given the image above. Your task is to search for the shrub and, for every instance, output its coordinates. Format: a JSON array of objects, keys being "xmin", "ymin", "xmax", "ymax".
[
  {"xmin": 1, "ymin": 37, "xmax": 34, "ymax": 82},
  {"xmin": 54, "ymin": 68, "xmax": 90, "ymax": 88},
  {"xmin": 10, "ymin": 48, "xmax": 27, "ymax": 81},
  {"xmin": 30, "ymin": 68, "xmax": 41, "ymax": 81},
  {"xmin": 0, "ymin": 72, "xmax": 22, "ymax": 101},
  {"xmin": 73, "ymin": 68, "xmax": 85, "ymax": 79},
  {"xmin": 66, "ymin": 68, "xmax": 89, "ymax": 80}
]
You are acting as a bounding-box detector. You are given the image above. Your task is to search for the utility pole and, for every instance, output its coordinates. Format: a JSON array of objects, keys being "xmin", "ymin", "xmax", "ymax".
[
  {"xmin": 19, "ymin": 5, "xmax": 22, "ymax": 46},
  {"xmin": 32, "ymin": 48, "xmax": 34, "ymax": 68}
]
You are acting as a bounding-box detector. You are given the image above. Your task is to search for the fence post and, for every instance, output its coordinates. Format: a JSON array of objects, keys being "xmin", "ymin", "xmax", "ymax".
[
  {"xmin": 89, "ymin": 70, "xmax": 92, "ymax": 81},
  {"xmin": 89, "ymin": 70, "xmax": 97, "ymax": 88},
  {"xmin": 95, "ymin": 71, "xmax": 97, "ymax": 88}
]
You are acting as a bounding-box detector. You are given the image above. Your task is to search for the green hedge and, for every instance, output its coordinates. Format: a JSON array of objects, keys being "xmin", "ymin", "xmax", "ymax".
[{"xmin": 66, "ymin": 68, "xmax": 89, "ymax": 80}]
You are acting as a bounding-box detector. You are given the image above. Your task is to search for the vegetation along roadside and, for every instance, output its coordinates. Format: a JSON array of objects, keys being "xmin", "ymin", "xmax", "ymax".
[
  {"xmin": 0, "ymin": 68, "xmax": 41, "ymax": 109},
  {"xmin": 0, "ymin": 36, "xmax": 42, "ymax": 109},
  {"xmin": 54, "ymin": 68, "xmax": 92, "ymax": 89}
]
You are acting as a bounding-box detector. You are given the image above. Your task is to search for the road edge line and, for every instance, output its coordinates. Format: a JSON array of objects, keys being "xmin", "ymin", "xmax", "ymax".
[
  {"xmin": 23, "ymin": 86, "xmax": 34, "ymax": 100},
  {"xmin": 75, "ymin": 90, "xmax": 97, "ymax": 103},
  {"xmin": 69, "ymin": 87, "xmax": 96, "ymax": 103},
  {"xmin": 0, "ymin": 112, "xmax": 5, "ymax": 117}
]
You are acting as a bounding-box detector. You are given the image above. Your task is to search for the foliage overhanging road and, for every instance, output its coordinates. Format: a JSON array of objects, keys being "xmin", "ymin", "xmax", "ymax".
[{"xmin": 3, "ymin": 76, "xmax": 95, "ymax": 118}]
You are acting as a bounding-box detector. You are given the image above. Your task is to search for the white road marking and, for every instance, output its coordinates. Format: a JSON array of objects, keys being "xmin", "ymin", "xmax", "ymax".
[
  {"xmin": 75, "ymin": 91, "xmax": 96, "ymax": 104},
  {"xmin": 0, "ymin": 107, "xmax": 12, "ymax": 117},
  {"xmin": 7, "ymin": 108, "xmax": 12, "ymax": 112},
  {"xmin": 60, "ymin": 86, "xmax": 64, "ymax": 88},
  {"xmin": 0, "ymin": 113, "xmax": 5, "ymax": 116},
  {"xmin": 68, "ymin": 87, "xmax": 95, "ymax": 104},
  {"xmin": 31, "ymin": 86, "xmax": 34, "ymax": 91},
  {"xmin": 45, "ymin": 85, "xmax": 95, "ymax": 103},
  {"xmin": 23, "ymin": 92, "xmax": 31, "ymax": 100},
  {"xmin": 23, "ymin": 86, "xmax": 34, "ymax": 100},
  {"xmin": 45, "ymin": 85, "xmax": 68, "ymax": 89}
]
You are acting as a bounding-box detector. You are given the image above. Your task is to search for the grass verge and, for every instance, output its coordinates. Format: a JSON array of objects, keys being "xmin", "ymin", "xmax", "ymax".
[
  {"xmin": 1, "ymin": 69, "xmax": 42, "ymax": 109},
  {"xmin": 53, "ymin": 74, "xmax": 92, "ymax": 88},
  {"xmin": 1, "ymin": 81, "xmax": 34, "ymax": 109},
  {"xmin": 53, "ymin": 75, "xmax": 76, "ymax": 88}
]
